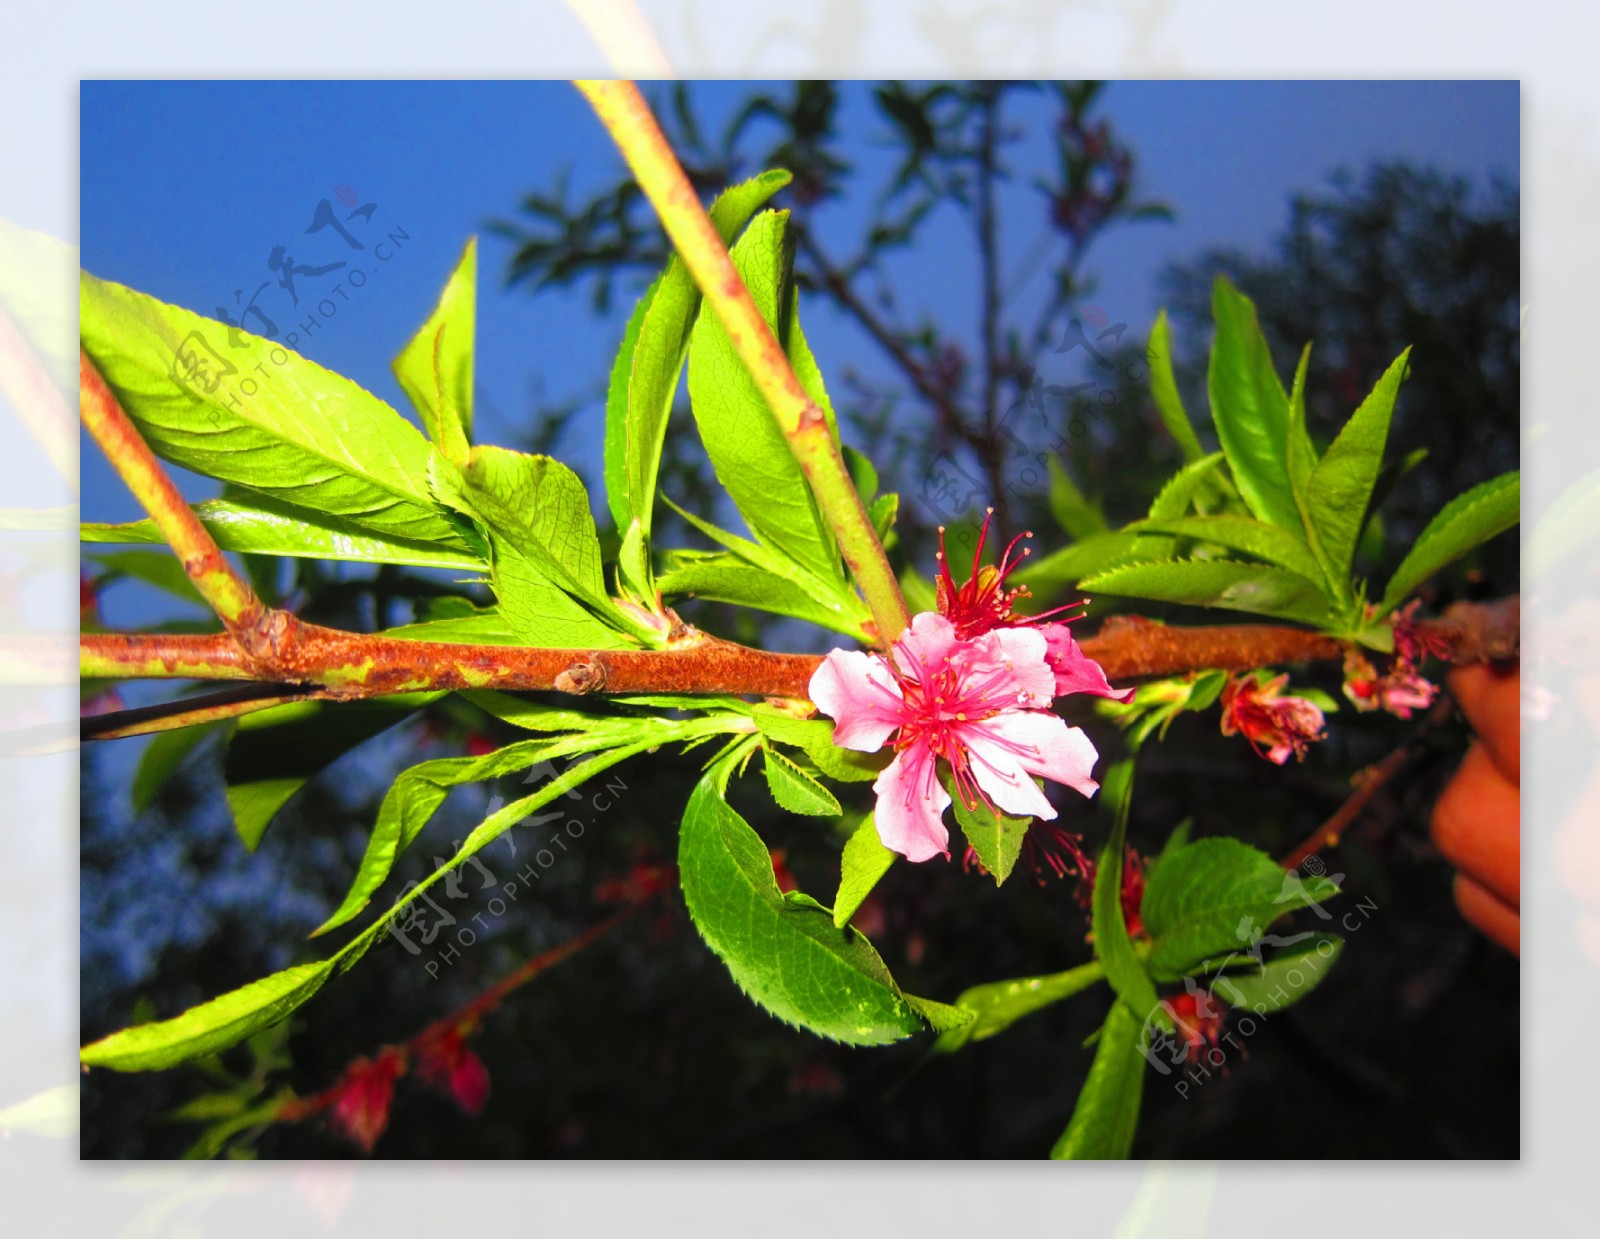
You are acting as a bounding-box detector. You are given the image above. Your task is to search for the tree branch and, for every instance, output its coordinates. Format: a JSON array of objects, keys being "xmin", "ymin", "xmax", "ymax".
[
  {"xmin": 574, "ymin": 78, "xmax": 910, "ymax": 646},
  {"xmin": 79, "ymin": 348, "xmax": 267, "ymax": 640},
  {"xmin": 975, "ymin": 84, "xmax": 1008, "ymax": 540},
  {"xmin": 1279, "ymin": 693, "xmax": 1457, "ymax": 871},
  {"xmin": 79, "ymin": 598, "xmax": 1518, "ymax": 738}
]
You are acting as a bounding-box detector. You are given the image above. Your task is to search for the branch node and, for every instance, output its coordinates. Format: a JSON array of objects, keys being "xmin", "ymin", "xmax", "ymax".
[{"xmin": 554, "ymin": 658, "xmax": 608, "ymax": 695}]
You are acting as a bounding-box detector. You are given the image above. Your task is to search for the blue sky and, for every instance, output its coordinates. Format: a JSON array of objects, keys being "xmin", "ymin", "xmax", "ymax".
[{"xmin": 79, "ymin": 79, "xmax": 1518, "ymax": 555}]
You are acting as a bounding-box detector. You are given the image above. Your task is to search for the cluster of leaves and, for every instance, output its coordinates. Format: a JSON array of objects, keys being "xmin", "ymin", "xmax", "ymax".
[
  {"xmin": 80, "ymin": 144, "xmax": 1516, "ymax": 1155},
  {"xmin": 495, "ymin": 81, "xmax": 1172, "ymax": 560},
  {"xmin": 1015, "ymin": 282, "xmax": 1519, "ymax": 644}
]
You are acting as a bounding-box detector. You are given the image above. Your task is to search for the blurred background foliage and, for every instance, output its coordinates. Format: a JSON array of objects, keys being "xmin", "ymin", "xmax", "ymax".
[{"xmin": 81, "ymin": 80, "xmax": 1518, "ymax": 1158}]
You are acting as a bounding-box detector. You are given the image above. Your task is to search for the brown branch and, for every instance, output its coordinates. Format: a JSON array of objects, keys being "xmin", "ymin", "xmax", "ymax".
[
  {"xmin": 79, "ymin": 349, "xmax": 268, "ymax": 640},
  {"xmin": 1080, "ymin": 616, "xmax": 1345, "ymax": 680},
  {"xmin": 80, "ymin": 598, "xmax": 1518, "ymax": 736},
  {"xmin": 1279, "ymin": 693, "xmax": 1456, "ymax": 871},
  {"xmin": 80, "ymin": 620, "xmax": 827, "ymax": 710}
]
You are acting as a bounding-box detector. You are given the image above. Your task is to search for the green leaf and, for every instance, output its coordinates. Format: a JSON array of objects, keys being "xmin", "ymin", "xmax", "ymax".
[
  {"xmin": 762, "ymin": 746, "xmax": 842, "ymax": 816},
  {"xmin": 659, "ymin": 550, "xmax": 870, "ymax": 638},
  {"xmin": 1047, "ymin": 456, "xmax": 1108, "ymax": 540},
  {"xmin": 1206, "ymin": 278, "xmax": 1302, "ymax": 535},
  {"xmin": 224, "ymin": 695, "xmax": 438, "ymax": 850},
  {"xmin": 459, "ymin": 446, "xmax": 608, "ymax": 604},
  {"xmin": 80, "ymin": 960, "xmax": 337, "ymax": 1072},
  {"xmin": 869, "ymin": 492, "xmax": 899, "ymax": 543},
  {"xmin": 462, "ymin": 689, "xmax": 608, "ymax": 735},
  {"xmin": 783, "ymin": 278, "xmax": 842, "ymax": 444},
  {"xmin": 1140, "ymin": 838, "xmax": 1340, "ymax": 981},
  {"xmin": 133, "ymin": 723, "xmax": 221, "ymax": 813},
  {"xmin": 1284, "ymin": 341, "xmax": 1318, "ymax": 516},
  {"xmin": 1132, "ymin": 515, "xmax": 1329, "ymax": 585},
  {"xmin": 1091, "ymin": 758, "xmax": 1163, "ymax": 1029},
  {"xmin": 686, "ymin": 209, "xmax": 842, "ymax": 585},
  {"xmin": 393, "ymin": 236, "xmax": 475, "ymax": 464},
  {"xmin": 1305, "ymin": 349, "xmax": 1411, "ymax": 582},
  {"xmin": 381, "ymin": 609, "xmax": 521, "ymax": 645},
  {"xmin": 678, "ymin": 763, "xmax": 924, "ymax": 1045},
  {"xmin": 1147, "ymin": 309, "xmax": 1204, "ymax": 463},
  {"xmin": 1081, "ymin": 559, "xmax": 1336, "ymax": 626},
  {"xmin": 842, "ymin": 444, "xmax": 879, "ymax": 503},
  {"xmin": 605, "ymin": 171, "xmax": 792, "ymax": 539},
  {"xmin": 315, "ymin": 726, "xmax": 650, "ymax": 936},
  {"xmin": 934, "ymin": 960, "xmax": 1104, "ymax": 1053},
  {"xmin": 663, "ymin": 499, "xmax": 869, "ymax": 637},
  {"xmin": 1378, "ymin": 471, "xmax": 1520, "ymax": 615},
  {"xmin": 833, "ymin": 815, "xmax": 895, "ymax": 929},
  {"xmin": 604, "ymin": 279, "xmax": 660, "ymax": 536},
  {"xmin": 1146, "ymin": 452, "xmax": 1227, "ymax": 521},
  {"xmin": 87, "ymin": 549, "xmax": 206, "ymax": 607},
  {"xmin": 433, "ymin": 448, "xmax": 635, "ymax": 648},
  {"xmin": 1013, "ymin": 530, "xmax": 1144, "ymax": 597},
  {"xmin": 1050, "ymin": 999, "xmax": 1147, "ymax": 1159},
  {"xmin": 82, "ymin": 496, "xmax": 486, "ymax": 571},
  {"xmin": 80, "ymin": 269, "xmax": 465, "ymax": 547},
  {"xmin": 948, "ymin": 775, "xmax": 1032, "ymax": 887},
  {"xmin": 901, "ymin": 994, "xmax": 977, "ymax": 1036},
  {"xmin": 1213, "ymin": 933, "xmax": 1343, "ymax": 1014},
  {"xmin": 752, "ymin": 704, "xmax": 889, "ymax": 783}
]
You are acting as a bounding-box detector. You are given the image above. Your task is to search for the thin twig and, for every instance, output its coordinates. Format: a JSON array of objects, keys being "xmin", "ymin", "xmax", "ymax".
[
  {"xmin": 975, "ymin": 84, "xmax": 1008, "ymax": 541},
  {"xmin": 79, "ymin": 349, "xmax": 267, "ymax": 641},
  {"xmin": 81, "ymin": 684, "xmax": 324, "ymax": 741},
  {"xmin": 1279, "ymin": 694, "xmax": 1456, "ymax": 871},
  {"xmin": 573, "ymin": 79, "xmax": 910, "ymax": 646}
]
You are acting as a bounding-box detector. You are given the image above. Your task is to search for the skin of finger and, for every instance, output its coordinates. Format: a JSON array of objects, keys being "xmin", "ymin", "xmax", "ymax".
[
  {"xmin": 1446, "ymin": 663, "xmax": 1519, "ymax": 786},
  {"xmin": 1431, "ymin": 742, "xmax": 1520, "ymax": 908},
  {"xmin": 1453, "ymin": 873, "xmax": 1519, "ymax": 956}
]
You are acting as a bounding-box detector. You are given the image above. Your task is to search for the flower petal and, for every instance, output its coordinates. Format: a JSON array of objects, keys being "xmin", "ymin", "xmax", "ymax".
[
  {"xmin": 959, "ymin": 720, "xmax": 1057, "ymax": 820},
  {"xmin": 1041, "ymin": 623, "xmax": 1133, "ymax": 702},
  {"xmin": 977, "ymin": 626, "xmax": 1056, "ymax": 707},
  {"xmin": 808, "ymin": 649, "xmax": 905, "ymax": 752},
  {"xmin": 890, "ymin": 610, "xmax": 960, "ymax": 681},
  {"xmin": 967, "ymin": 709, "xmax": 1101, "ymax": 805},
  {"xmin": 872, "ymin": 743, "xmax": 951, "ymax": 862}
]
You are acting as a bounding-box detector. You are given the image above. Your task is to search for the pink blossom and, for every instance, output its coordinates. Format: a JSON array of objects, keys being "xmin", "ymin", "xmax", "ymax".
[
  {"xmin": 415, "ymin": 1026, "xmax": 490, "ymax": 1116},
  {"xmin": 326, "ymin": 1048, "xmax": 404, "ymax": 1153},
  {"xmin": 809, "ymin": 612, "xmax": 1101, "ymax": 862},
  {"xmin": 1343, "ymin": 649, "xmax": 1439, "ymax": 719},
  {"xmin": 1220, "ymin": 673, "xmax": 1327, "ymax": 765},
  {"xmin": 1374, "ymin": 668, "xmax": 1438, "ymax": 719},
  {"xmin": 934, "ymin": 510, "xmax": 1132, "ymax": 702}
]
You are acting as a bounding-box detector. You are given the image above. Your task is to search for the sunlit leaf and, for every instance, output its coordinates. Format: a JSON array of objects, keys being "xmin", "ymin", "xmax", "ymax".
[
  {"xmin": 1378, "ymin": 471, "xmax": 1520, "ymax": 615},
  {"xmin": 81, "ymin": 269, "xmax": 465, "ymax": 546},
  {"xmin": 1206, "ymin": 278, "xmax": 1302, "ymax": 536},
  {"xmin": 393, "ymin": 236, "xmax": 475, "ymax": 464},
  {"xmin": 833, "ymin": 815, "xmax": 895, "ymax": 929},
  {"xmin": 678, "ymin": 762, "xmax": 924, "ymax": 1045},
  {"xmin": 1050, "ymin": 999, "xmax": 1147, "ymax": 1159}
]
